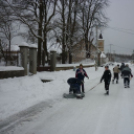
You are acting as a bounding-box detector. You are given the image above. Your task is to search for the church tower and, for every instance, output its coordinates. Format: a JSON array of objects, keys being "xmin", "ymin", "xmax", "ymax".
[{"xmin": 98, "ymin": 33, "xmax": 104, "ymax": 52}]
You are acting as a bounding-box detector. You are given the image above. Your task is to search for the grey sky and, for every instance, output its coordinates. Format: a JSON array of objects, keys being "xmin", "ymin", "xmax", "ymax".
[
  {"xmin": 103, "ymin": 0, "xmax": 134, "ymax": 55},
  {"xmin": 12, "ymin": 0, "xmax": 134, "ymax": 56}
]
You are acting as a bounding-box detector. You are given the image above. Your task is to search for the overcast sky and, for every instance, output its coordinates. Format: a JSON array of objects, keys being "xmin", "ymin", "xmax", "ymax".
[
  {"xmin": 103, "ymin": 0, "xmax": 134, "ymax": 55},
  {"xmin": 12, "ymin": 0, "xmax": 134, "ymax": 55}
]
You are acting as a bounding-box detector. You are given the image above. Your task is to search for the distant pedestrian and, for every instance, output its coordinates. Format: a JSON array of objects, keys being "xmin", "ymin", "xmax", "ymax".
[
  {"xmin": 112, "ymin": 64, "xmax": 120, "ymax": 84},
  {"xmin": 75, "ymin": 64, "xmax": 89, "ymax": 93},
  {"xmin": 120, "ymin": 63, "xmax": 125, "ymax": 72},
  {"xmin": 121, "ymin": 64, "xmax": 133, "ymax": 88},
  {"xmin": 100, "ymin": 66, "xmax": 112, "ymax": 95}
]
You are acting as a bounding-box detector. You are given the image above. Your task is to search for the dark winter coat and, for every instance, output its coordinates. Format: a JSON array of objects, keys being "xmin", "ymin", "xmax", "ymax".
[
  {"xmin": 121, "ymin": 67, "xmax": 132, "ymax": 78},
  {"xmin": 75, "ymin": 68, "xmax": 88, "ymax": 81},
  {"xmin": 100, "ymin": 70, "xmax": 112, "ymax": 83},
  {"xmin": 120, "ymin": 64, "xmax": 125, "ymax": 72}
]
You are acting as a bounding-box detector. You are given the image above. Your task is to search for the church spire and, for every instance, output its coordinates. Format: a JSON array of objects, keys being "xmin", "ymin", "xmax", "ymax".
[{"xmin": 99, "ymin": 33, "xmax": 103, "ymax": 39}]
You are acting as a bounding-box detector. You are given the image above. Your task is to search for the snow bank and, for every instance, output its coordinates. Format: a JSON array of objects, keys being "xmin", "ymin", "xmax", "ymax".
[
  {"xmin": 0, "ymin": 66, "xmax": 103, "ymax": 120},
  {"xmin": 0, "ymin": 66, "xmax": 24, "ymax": 71},
  {"xmin": 0, "ymin": 62, "xmax": 133, "ymax": 121}
]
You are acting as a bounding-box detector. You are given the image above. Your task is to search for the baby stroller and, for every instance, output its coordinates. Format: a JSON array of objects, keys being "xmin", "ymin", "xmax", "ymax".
[
  {"xmin": 67, "ymin": 77, "xmax": 82, "ymax": 94},
  {"xmin": 63, "ymin": 77, "xmax": 85, "ymax": 98}
]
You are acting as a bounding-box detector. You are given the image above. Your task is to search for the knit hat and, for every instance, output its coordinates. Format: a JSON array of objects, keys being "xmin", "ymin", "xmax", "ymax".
[
  {"xmin": 105, "ymin": 65, "xmax": 109, "ymax": 68},
  {"xmin": 79, "ymin": 64, "xmax": 83, "ymax": 67}
]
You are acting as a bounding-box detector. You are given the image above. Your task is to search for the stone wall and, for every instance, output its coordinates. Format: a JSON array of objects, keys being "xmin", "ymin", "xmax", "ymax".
[
  {"xmin": 55, "ymin": 64, "xmax": 94, "ymax": 71},
  {"xmin": 0, "ymin": 70, "xmax": 24, "ymax": 79}
]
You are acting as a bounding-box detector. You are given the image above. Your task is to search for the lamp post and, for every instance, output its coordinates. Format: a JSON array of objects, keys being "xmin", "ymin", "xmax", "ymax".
[
  {"xmin": 95, "ymin": 52, "xmax": 98, "ymax": 71},
  {"xmin": 133, "ymin": 50, "xmax": 134, "ymax": 64},
  {"xmin": 95, "ymin": 48, "xmax": 101, "ymax": 71}
]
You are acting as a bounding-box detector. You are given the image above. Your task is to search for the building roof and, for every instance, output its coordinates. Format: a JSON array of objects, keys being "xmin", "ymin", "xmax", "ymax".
[{"xmin": 100, "ymin": 51, "xmax": 106, "ymax": 58}]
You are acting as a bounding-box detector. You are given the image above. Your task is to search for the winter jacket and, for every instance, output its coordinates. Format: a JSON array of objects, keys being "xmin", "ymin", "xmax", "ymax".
[
  {"xmin": 75, "ymin": 68, "xmax": 88, "ymax": 81},
  {"xmin": 113, "ymin": 66, "xmax": 120, "ymax": 73},
  {"xmin": 120, "ymin": 64, "xmax": 125, "ymax": 72},
  {"xmin": 100, "ymin": 70, "xmax": 112, "ymax": 83},
  {"xmin": 121, "ymin": 67, "xmax": 132, "ymax": 78}
]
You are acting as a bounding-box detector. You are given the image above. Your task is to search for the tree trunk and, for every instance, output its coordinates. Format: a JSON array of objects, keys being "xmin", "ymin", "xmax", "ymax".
[
  {"xmin": 0, "ymin": 39, "xmax": 6, "ymax": 61},
  {"xmin": 85, "ymin": 32, "xmax": 89, "ymax": 58},
  {"xmin": 43, "ymin": 36, "xmax": 48, "ymax": 65},
  {"xmin": 9, "ymin": 31, "xmax": 11, "ymax": 62},
  {"xmin": 69, "ymin": 52, "xmax": 72, "ymax": 64},
  {"xmin": 37, "ymin": 0, "xmax": 43, "ymax": 67},
  {"xmin": 61, "ymin": 0, "xmax": 66, "ymax": 64}
]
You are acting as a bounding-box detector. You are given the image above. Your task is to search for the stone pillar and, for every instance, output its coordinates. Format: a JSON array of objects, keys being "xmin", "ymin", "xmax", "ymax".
[
  {"xmin": 19, "ymin": 42, "xmax": 29, "ymax": 75},
  {"xmin": 29, "ymin": 44, "xmax": 37, "ymax": 74},
  {"xmin": 50, "ymin": 51, "xmax": 57, "ymax": 71},
  {"xmin": 97, "ymin": 52, "xmax": 101, "ymax": 66}
]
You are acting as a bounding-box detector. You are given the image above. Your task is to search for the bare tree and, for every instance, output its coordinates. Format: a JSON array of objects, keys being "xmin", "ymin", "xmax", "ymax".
[
  {"xmin": 79, "ymin": 0, "xmax": 109, "ymax": 58},
  {"xmin": 0, "ymin": 1, "xmax": 19, "ymax": 61},
  {"xmin": 55, "ymin": 0, "xmax": 81, "ymax": 64},
  {"xmin": 0, "ymin": 39, "xmax": 7, "ymax": 61},
  {"xmin": 4, "ymin": 0, "xmax": 57, "ymax": 66},
  {"xmin": 55, "ymin": 0, "xmax": 67, "ymax": 64},
  {"xmin": 66, "ymin": 0, "xmax": 80, "ymax": 63}
]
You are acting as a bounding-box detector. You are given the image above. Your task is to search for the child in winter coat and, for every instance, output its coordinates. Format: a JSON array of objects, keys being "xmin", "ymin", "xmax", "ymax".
[
  {"xmin": 112, "ymin": 65, "xmax": 120, "ymax": 84},
  {"xmin": 121, "ymin": 64, "xmax": 133, "ymax": 88},
  {"xmin": 100, "ymin": 66, "xmax": 112, "ymax": 95},
  {"xmin": 75, "ymin": 64, "xmax": 89, "ymax": 93}
]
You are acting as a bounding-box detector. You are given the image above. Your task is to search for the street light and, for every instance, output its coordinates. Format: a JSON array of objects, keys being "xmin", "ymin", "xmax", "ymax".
[{"xmin": 95, "ymin": 48, "xmax": 101, "ymax": 71}]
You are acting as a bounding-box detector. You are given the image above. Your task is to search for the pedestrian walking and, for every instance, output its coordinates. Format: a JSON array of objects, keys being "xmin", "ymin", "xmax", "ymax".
[
  {"xmin": 119, "ymin": 63, "xmax": 125, "ymax": 72},
  {"xmin": 112, "ymin": 64, "xmax": 120, "ymax": 84},
  {"xmin": 75, "ymin": 64, "xmax": 89, "ymax": 93},
  {"xmin": 100, "ymin": 66, "xmax": 112, "ymax": 95},
  {"xmin": 121, "ymin": 64, "xmax": 133, "ymax": 88}
]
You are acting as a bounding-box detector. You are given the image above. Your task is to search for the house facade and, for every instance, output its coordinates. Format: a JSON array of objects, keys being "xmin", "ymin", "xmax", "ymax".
[
  {"xmin": 71, "ymin": 34, "xmax": 105, "ymax": 63},
  {"xmin": 72, "ymin": 40, "xmax": 99, "ymax": 63}
]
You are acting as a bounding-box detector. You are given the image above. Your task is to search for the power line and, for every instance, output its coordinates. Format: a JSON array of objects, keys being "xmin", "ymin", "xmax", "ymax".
[
  {"xmin": 107, "ymin": 26, "xmax": 134, "ymax": 32},
  {"xmin": 105, "ymin": 44, "xmax": 133, "ymax": 50},
  {"xmin": 106, "ymin": 26, "xmax": 134, "ymax": 35}
]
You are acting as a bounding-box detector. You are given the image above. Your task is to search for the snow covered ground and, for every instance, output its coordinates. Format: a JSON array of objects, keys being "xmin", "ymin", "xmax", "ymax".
[
  {"xmin": 0, "ymin": 62, "xmax": 134, "ymax": 134},
  {"xmin": 0, "ymin": 64, "xmax": 98, "ymax": 121}
]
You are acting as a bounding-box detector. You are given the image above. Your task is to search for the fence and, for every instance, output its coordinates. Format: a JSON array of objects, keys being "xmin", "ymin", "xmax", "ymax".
[{"xmin": 0, "ymin": 50, "xmax": 20, "ymax": 66}]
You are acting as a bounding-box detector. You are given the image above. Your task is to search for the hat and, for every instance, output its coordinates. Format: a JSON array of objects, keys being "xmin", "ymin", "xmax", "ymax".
[
  {"xmin": 79, "ymin": 64, "xmax": 83, "ymax": 67},
  {"xmin": 105, "ymin": 65, "xmax": 109, "ymax": 68}
]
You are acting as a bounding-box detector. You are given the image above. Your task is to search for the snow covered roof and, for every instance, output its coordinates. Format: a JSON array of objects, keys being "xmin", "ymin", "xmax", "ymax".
[
  {"xmin": 10, "ymin": 45, "xmax": 20, "ymax": 51},
  {"xmin": 100, "ymin": 51, "xmax": 106, "ymax": 58},
  {"xmin": 29, "ymin": 44, "xmax": 38, "ymax": 48},
  {"xmin": 98, "ymin": 39, "xmax": 104, "ymax": 41},
  {"xmin": 19, "ymin": 42, "xmax": 29, "ymax": 47}
]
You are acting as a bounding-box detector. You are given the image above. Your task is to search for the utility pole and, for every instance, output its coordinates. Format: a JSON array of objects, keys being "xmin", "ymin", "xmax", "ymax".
[
  {"xmin": 96, "ymin": 25, "xmax": 98, "ymax": 47},
  {"xmin": 109, "ymin": 44, "xmax": 113, "ymax": 62},
  {"xmin": 113, "ymin": 50, "xmax": 115, "ymax": 62},
  {"xmin": 95, "ymin": 25, "xmax": 98, "ymax": 71},
  {"xmin": 133, "ymin": 50, "xmax": 134, "ymax": 63},
  {"xmin": 107, "ymin": 50, "xmax": 109, "ymax": 61}
]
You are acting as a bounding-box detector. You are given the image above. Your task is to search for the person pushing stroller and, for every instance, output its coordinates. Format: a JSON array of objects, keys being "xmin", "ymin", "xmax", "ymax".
[{"xmin": 75, "ymin": 64, "xmax": 89, "ymax": 93}]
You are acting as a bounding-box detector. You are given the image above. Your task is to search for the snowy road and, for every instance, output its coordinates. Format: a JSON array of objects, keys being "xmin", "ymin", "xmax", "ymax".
[{"xmin": 2, "ymin": 76, "xmax": 134, "ymax": 134}]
